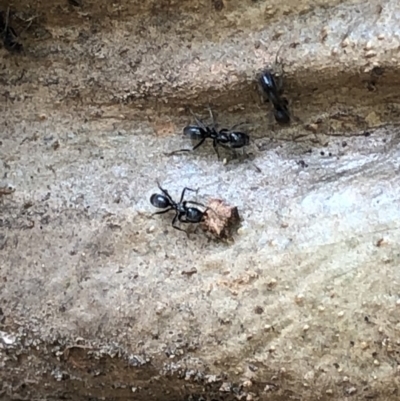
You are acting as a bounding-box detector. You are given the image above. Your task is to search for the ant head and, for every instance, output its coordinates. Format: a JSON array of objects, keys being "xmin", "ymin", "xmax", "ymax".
[{"xmin": 150, "ymin": 193, "xmax": 171, "ymax": 209}]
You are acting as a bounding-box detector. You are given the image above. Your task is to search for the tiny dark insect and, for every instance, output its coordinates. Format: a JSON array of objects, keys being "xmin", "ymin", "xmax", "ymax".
[
  {"xmin": 258, "ymin": 69, "xmax": 290, "ymax": 125},
  {"xmin": 167, "ymin": 107, "xmax": 250, "ymax": 160},
  {"xmin": 258, "ymin": 69, "xmax": 283, "ymax": 105},
  {"xmin": 257, "ymin": 44, "xmax": 291, "ymax": 125},
  {"xmin": 0, "ymin": 10, "xmax": 23, "ymax": 53},
  {"xmin": 150, "ymin": 182, "xmax": 208, "ymax": 234}
]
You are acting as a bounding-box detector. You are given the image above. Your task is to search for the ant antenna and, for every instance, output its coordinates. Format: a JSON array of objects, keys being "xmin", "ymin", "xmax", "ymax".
[
  {"xmin": 258, "ymin": 39, "xmax": 285, "ymax": 72},
  {"xmin": 5, "ymin": 6, "xmax": 10, "ymax": 32}
]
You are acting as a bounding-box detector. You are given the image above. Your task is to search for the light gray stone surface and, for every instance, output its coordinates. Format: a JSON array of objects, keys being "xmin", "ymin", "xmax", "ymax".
[{"xmin": 1, "ymin": 0, "xmax": 400, "ymax": 400}]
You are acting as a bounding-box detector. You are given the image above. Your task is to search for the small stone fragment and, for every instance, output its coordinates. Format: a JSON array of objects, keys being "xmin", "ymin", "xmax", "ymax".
[
  {"xmin": 305, "ymin": 123, "xmax": 319, "ymax": 133},
  {"xmin": 341, "ymin": 38, "xmax": 350, "ymax": 48},
  {"xmin": 219, "ymin": 382, "xmax": 231, "ymax": 392},
  {"xmin": 346, "ymin": 387, "xmax": 357, "ymax": 395},
  {"xmin": 295, "ymin": 294, "xmax": 305, "ymax": 305},
  {"xmin": 364, "ymin": 41, "xmax": 373, "ymax": 50},
  {"xmin": 365, "ymin": 50, "xmax": 377, "ymax": 58},
  {"xmin": 0, "ymin": 184, "xmax": 15, "ymax": 197},
  {"xmin": 201, "ymin": 198, "xmax": 240, "ymax": 240}
]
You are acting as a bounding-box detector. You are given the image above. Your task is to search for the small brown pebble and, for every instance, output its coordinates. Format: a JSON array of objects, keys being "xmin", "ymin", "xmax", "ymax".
[
  {"xmin": 201, "ymin": 198, "xmax": 240, "ymax": 240},
  {"xmin": 375, "ymin": 238, "xmax": 384, "ymax": 247}
]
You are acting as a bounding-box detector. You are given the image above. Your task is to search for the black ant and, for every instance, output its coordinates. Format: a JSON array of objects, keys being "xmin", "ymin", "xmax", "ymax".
[
  {"xmin": 259, "ymin": 69, "xmax": 290, "ymax": 125},
  {"xmin": 167, "ymin": 107, "xmax": 250, "ymax": 160},
  {"xmin": 0, "ymin": 8, "xmax": 23, "ymax": 53},
  {"xmin": 150, "ymin": 183, "xmax": 208, "ymax": 234},
  {"xmin": 257, "ymin": 44, "xmax": 291, "ymax": 125}
]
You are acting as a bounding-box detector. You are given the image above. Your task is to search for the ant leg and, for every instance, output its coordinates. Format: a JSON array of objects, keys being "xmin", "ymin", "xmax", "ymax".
[
  {"xmin": 179, "ymin": 187, "xmax": 199, "ymax": 203},
  {"xmin": 275, "ymin": 43, "xmax": 284, "ymax": 67},
  {"xmin": 188, "ymin": 108, "xmax": 208, "ymax": 130},
  {"xmin": 230, "ymin": 122, "xmax": 249, "ymax": 131},
  {"xmin": 156, "ymin": 182, "xmax": 175, "ymax": 205},
  {"xmin": 212, "ymin": 139, "xmax": 220, "ymax": 160},
  {"xmin": 207, "ymin": 104, "xmax": 217, "ymax": 129},
  {"xmin": 4, "ymin": 7, "xmax": 10, "ymax": 32},
  {"xmin": 156, "ymin": 181, "xmax": 169, "ymax": 195},
  {"xmin": 218, "ymin": 142, "xmax": 232, "ymax": 150},
  {"xmin": 185, "ymin": 200, "xmax": 206, "ymax": 208},
  {"xmin": 164, "ymin": 137, "xmax": 206, "ymax": 156},
  {"xmin": 164, "ymin": 148, "xmax": 192, "ymax": 156},
  {"xmin": 15, "ymin": 12, "xmax": 37, "ymax": 37},
  {"xmin": 275, "ymin": 75, "xmax": 284, "ymax": 96},
  {"xmin": 172, "ymin": 212, "xmax": 190, "ymax": 235},
  {"xmin": 152, "ymin": 207, "xmax": 173, "ymax": 216},
  {"xmin": 274, "ymin": 45, "xmax": 285, "ymax": 95},
  {"xmin": 191, "ymin": 137, "xmax": 206, "ymax": 151}
]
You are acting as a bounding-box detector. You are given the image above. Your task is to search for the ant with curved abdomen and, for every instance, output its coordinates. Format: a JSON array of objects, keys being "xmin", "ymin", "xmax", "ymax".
[
  {"xmin": 257, "ymin": 44, "xmax": 291, "ymax": 125},
  {"xmin": 259, "ymin": 69, "xmax": 290, "ymax": 125},
  {"xmin": 150, "ymin": 182, "xmax": 208, "ymax": 234},
  {"xmin": 167, "ymin": 107, "xmax": 250, "ymax": 160}
]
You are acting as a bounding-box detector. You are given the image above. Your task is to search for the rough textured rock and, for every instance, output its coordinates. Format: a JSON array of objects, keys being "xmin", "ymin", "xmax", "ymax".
[{"xmin": 1, "ymin": 0, "xmax": 400, "ymax": 400}]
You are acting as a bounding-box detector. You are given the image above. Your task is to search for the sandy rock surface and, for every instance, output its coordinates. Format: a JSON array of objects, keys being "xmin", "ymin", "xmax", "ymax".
[{"xmin": 1, "ymin": 0, "xmax": 400, "ymax": 400}]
